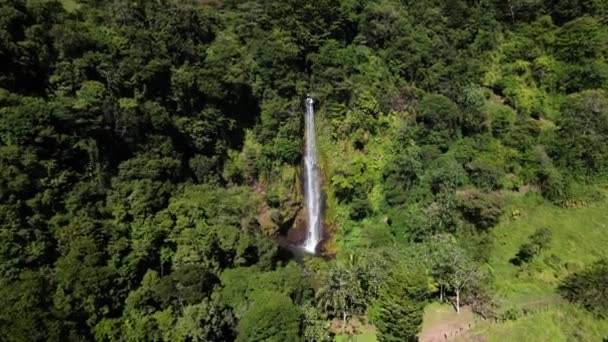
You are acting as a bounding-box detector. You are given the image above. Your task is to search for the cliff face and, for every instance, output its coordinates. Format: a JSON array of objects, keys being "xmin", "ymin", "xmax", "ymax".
[{"xmin": 255, "ymin": 165, "xmax": 303, "ymax": 238}]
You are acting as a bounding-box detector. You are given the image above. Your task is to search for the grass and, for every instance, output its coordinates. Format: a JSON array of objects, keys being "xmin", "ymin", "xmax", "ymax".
[
  {"xmin": 334, "ymin": 325, "xmax": 377, "ymax": 342},
  {"xmin": 419, "ymin": 303, "xmax": 476, "ymax": 341},
  {"xmin": 468, "ymin": 304, "xmax": 608, "ymax": 342},
  {"xmin": 421, "ymin": 302, "xmax": 475, "ymax": 325},
  {"xmin": 419, "ymin": 301, "xmax": 597, "ymax": 342},
  {"xmin": 489, "ymin": 191, "xmax": 608, "ymax": 301},
  {"xmin": 421, "ymin": 190, "xmax": 608, "ymax": 341},
  {"xmin": 474, "ymin": 191, "xmax": 608, "ymax": 340}
]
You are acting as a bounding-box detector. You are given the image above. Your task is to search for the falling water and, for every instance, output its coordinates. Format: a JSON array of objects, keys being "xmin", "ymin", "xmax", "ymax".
[{"xmin": 302, "ymin": 96, "xmax": 321, "ymax": 254}]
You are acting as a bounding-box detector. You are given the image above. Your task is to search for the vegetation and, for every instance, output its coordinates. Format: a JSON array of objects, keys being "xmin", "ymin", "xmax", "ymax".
[
  {"xmin": 1, "ymin": 0, "xmax": 607, "ymax": 341},
  {"xmin": 371, "ymin": 263, "xmax": 431, "ymax": 341},
  {"xmin": 511, "ymin": 227, "xmax": 553, "ymax": 265},
  {"xmin": 559, "ymin": 258, "xmax": 608, "ymax": 319}
]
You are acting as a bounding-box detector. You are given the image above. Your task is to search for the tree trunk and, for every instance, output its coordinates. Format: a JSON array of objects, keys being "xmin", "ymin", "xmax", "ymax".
[
  {"xmin": 507, "ymin": 0, "xmax": 515, "ymax": 23},
  {"xmin": 440, "ymin": 285, "xmax": 444, "ymax": 302},
  {"xmin": 455, "ymin": 289, "xmax": 460, "ymax": 314},
  {"xmin": 342, "ymin": 311, "xmax": 347, "ymax": 334}
]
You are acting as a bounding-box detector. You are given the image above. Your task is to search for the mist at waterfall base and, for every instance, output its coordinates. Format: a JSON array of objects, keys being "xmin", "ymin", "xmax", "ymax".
[{"xmin": 302, "ymin": 97, "xmax": 322, "ymax": 254}]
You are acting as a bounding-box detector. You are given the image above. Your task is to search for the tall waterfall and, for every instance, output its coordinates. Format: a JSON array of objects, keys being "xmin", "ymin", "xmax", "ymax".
[{"xmin": 303, "ymin": 97, "xmax": 321, "ymax": 253}]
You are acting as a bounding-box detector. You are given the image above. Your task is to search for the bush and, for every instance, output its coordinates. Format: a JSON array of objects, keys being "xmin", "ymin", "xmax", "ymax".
[
  {"xmin": 190, "ymin": 154, "xmax": 219, "ymax": 183},
  {"xmin": 235, "ymin": 292, "xmax": 301, "ymax": 342},
  {"xmin": 538, "ymin": 165, "xmax": 566, "ymax": 204},
  {"xmin": 457, "ymin": 190, "xmax": 504, "ymax": 231},
  {"xmin": 426, "ymin": 156, "xmax": 468, "ymax": 193},
  {"xmin": 511, "ymin": 227, "xmax": 553, "ymax": 265},
  {"xmin": 265, "ymin": 187, "xmax": 281, "ymax": 208},
  {"xmin": 382, "ymin": 145, "xmax": 423, "ymax": 206},
  {"xmin": 543, "ymin": 254, "xmax": 562, "ymax": 271},
  {"xmin": 561, "ymin": 180, "xmax": 606, "ymax": 208},
  {"xmin": 332, "ymin": 157, "xmax": 372, "ymax": 203},
  {"xmin": 554, "ymin": 90, "xmax": 608, "ymax": 175},
  {"xmin": 349, "ymin": 187, "xmax": 371, "ymax": 220},
  {"xmin": 513, "ymin": 242, "xmax": 537, "ymax": 265},
  {"xmin": 558, "ymin": 258, "xmax": 608, "ymax": 319},
  {"xmin": 498, "ymin": 308, "xmax": 523, "ymax": 322}
]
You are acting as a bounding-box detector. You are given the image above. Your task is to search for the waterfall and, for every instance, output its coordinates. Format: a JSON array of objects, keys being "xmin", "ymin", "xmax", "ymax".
[{"xmin": 302, "ymin": 96, "xmax": 321, "ymax": 253}]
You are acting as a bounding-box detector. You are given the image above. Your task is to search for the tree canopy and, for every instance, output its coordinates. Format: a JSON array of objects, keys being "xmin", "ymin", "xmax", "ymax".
[{"xmin": 1, "ymin": 0, "xmax": 607, "ymax": 340}]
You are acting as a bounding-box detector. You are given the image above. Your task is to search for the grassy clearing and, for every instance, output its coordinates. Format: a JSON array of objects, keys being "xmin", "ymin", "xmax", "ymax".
[
  {"xmin": 419, "ymin": 303, "xmax": 476, "ymax": 341},
  {"xmin": 420, "ymin": 302, "xmax": 601, "ymax": 342},
  {"xmin": 422, "ymin": 191, "xmax": 608, "ymax": 341},
  {"xmin": 334, "ymin": 325, "xmax": 377, "ymax": 342},
  {"xmin": 489, "ymin": 191, "xmax": 608, "ymax": 301},
  {"xmin": 468, "ymin": 304, "xmax": 608, "ymax": 342},
  {"xmin": 475, "ymin": 191, "xmax": 608, "ymax": 340}
]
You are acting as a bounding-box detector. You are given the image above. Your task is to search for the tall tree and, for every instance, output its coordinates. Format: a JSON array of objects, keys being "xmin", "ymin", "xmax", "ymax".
[
  {"xmin": 315, "ymin": 263, "xmax": 365, "ymax": 333},
  {"xmin": 555, "ymin": 90, "xmax": 608, "ymax": 175},
  {"xmin": 371, "ymin": 262, "xmax": 431, "ymax": 342}
]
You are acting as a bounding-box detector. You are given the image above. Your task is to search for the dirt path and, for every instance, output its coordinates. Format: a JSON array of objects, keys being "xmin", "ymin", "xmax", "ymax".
[{"xmin": 418, "ymin": 305, "xmax": 478, "ymax": 342}]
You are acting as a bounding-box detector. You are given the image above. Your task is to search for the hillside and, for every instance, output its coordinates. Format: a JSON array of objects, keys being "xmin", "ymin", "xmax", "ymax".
[{"xmin": 0, "ymin": 0, "xmax": 607, "ymax": 341}]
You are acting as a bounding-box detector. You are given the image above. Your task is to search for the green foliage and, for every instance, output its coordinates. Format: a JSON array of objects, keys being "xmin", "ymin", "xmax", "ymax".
[
  {"xmin": 458, "ymin": 190, "xmax": 504, "ymax": 231},
  {"xmin": 555, "ymin": 16, "xmax": 607, "ymax": 63},
  {"xmin": 512, "ymin": 227, "xmax": 553, "ymax": 265},
  {"xmin": 302, "ymin": 303, "xmax": 331, "ymax": 342},
  {"xmin": 1, "ymin": 0, "xmax": 608, "ymax": 340},
  {"xmin": 332, "ymin": 156, "xmax": 373, "ymax": 204},
  {"xmin": 99, "ymin": 270, "xmax": 236, "ymax": 342},
  {"xmin": 476, "ymin": 192, "xmax": 608, "ymax": 340},
  {"xmin": 372, "ymin": 263, "xmax": 431, "ymax": 342},
  {"xmin": 167, "ymin": 185, "xmax": 277, "ymax": 272},
  {"xmin": 426, "ymin": 155, "xmax": 468, "ymax": 193},
  {"xmin": 172, "ymin": 298, "xmax": 236, "ymax": 342},
  {"xmin": 538, "ymin": 164, "xmax": 566, "ymax": 203},
  {"xmin": 554, "ymin": 90, "xmax": 608, "ymax": 175},
  {"xmin": 485, "ymin": 102, "xmax": 517, "ymax": 138},
  {"xmin": 316, "ymin": 262, "xmax": 366, "ymax": 324},
  {"xmin": 558, "ymin": 258, "xmax": 608, "ymax": 318},
  {"xmin": 235, "ymin": 292, "xmax": 301, "ymax": 342},
  {"xmin": 0, "ymin": 270, "xmax": 55, "ymax": 342},
  {"xmin": 382, "ymin": 144, "xmax": 423, "ymax": 206},
  {"xmin": 348, "ymin": 187, "xmax": 371, "ymax": 220},
  {"xmin": 421, "ymin": 234, "xmax": 486, "ymax": 313},
  {"xmin": 415, "ymin": 94, "xmax": 462, "ymax": 149},
  {"xmin": 221, "ymin": 263, "xmax": 303, "ymax": 317}
]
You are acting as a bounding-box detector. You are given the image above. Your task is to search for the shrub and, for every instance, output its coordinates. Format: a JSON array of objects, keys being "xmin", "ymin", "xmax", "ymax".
[
  {"xmin": 511, "ymin": 227, "xmax": 553, "ymax": 265},
  {"xmin": 457, "ymin": 190, "xmax": 504, "ymax": 231},
  {"xmin": 236, "ymin": 292, "xmax": 301, "ymax": 342},
  {"xmin": 349, "ymin": 187, "xmax": 371, "ymax": 220},
  {"xmin": 538, "ymin": 165, "xmax": 566, "ymax": 204},
  {"xmin": 558, "ymin": 258, "xmax": 608, "ymax": 319}
]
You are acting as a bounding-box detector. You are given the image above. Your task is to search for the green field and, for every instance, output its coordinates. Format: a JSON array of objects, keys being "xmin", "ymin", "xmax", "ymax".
[
  {"xmin": 490, "ymin": 191, "xmax": 608, "ymax": 301},
  {"xmin": 479, "ymin": 191, "xmax": 608, "ymax": 341},
  {"xmin": 470, "ymin": 304, "xmax": 608, "ymax": 342},
  {"xmin": 421, "ymin": 191, "xmax": 608, "ymax": 341}
]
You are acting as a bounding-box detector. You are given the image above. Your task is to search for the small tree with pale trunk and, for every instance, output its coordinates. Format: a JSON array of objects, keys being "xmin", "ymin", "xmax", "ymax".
[
  {"xmin": 425, "ymin": 234, "xmax": 484, "ymax": 313},
  {"xmin": 446, "ymin": 250, "xmax": 483, "ymax": 314}
]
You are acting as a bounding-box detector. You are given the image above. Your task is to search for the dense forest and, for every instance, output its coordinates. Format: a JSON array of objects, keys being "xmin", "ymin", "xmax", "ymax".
[{"xmin": 1, "ymin": 0, "xmax": 607, "ymax": 341}]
